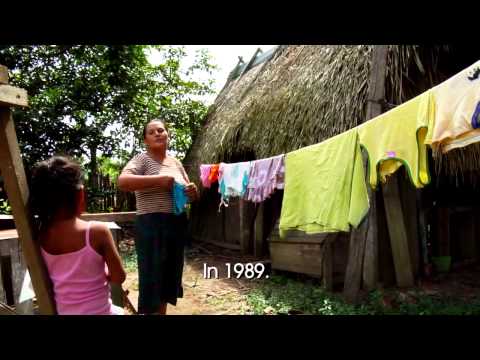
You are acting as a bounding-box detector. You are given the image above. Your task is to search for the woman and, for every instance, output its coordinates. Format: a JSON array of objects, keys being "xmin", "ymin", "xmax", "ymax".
[{"xmin": 118, "ymin": 119, "xmax": 198, "ymax": 315}]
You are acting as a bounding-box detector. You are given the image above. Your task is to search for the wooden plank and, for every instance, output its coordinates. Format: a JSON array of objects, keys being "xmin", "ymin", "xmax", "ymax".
[
  {"xmin": 0, "ymin": 302, "xmax": 16, "ymax": 315},
  {"xmin": 437, "ymin": 207, "xmax": 450, "ymax": 256},
  {"xmin": 362, "ymin": 45, "xmax": 387, "ymax": 291},
  {"xmin": 0, "ymin": 65, "xmax": 8, "ymax": 85},
  {"xmin": 239, "ymin": 199, "xmax": 251, "ymax": 255},
  {"xmin": 343, "ymin": 217, "xmax": 368, "ymax": 302},
  {"xmin": 80, "ymin": 211, "xmax": 136, "ymax": 223},
  {"xmin": 416, "ymin": 190, "xmax": 430, "ymax": 275},
  {"xmin": 343, "ymin": 148, "xmax": 372, "ymax": 302},
  {"xmin": 382, "ymin": 174, "xmax": 414, "ymax": 287},
  {"xmin": 0, "ymin": 84, "xmax": 28, "ymax": 108},
  {"xmin": 254, "ymin": 203, "xmax": 264, "ymax": 258},
  {"xmin": 399, "ymin": 171, "xmax": 420, "ymax": 276},
  {"xmin": 269, "ymin": 241, "xmax": 324, "ymax": 278},
  {"xmin": 0, "ymin": 107, "xmax": 56, "ymax": 314},
  {"xmin": 192, "ymin": 236, "xmax": 241, "ymax": 251},
  {"xmin": 0, "ymin": 229, "xmax": 18, "ymax": 240},
  {"xmin": 322, "ymin": 237, "xmax": 335, "ymax": 291},
  {"xmin": 10, "ymin": 243, "xmax": 34, "ymax": 315},
  {"xmin": 0, "ymin": 255, "xmax": 5, "ymax": 304}
]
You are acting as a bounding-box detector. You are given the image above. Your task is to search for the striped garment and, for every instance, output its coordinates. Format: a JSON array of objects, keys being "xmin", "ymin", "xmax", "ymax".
[{"xmin": 121, "ymin": 153, "xmax": 189, "ymax": 215}]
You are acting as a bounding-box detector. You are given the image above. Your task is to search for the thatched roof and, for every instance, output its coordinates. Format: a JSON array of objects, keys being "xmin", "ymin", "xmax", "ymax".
[{"xmin": 185, "ymin": 45, "xmax": 479, "ymax": 185}]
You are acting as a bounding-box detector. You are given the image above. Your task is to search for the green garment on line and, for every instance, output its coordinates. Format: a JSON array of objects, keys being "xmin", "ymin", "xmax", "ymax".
[
  {"xmin": 279, "ymin": 129, "xmax": 369, "ymax": 237},
  {"xmin": 357, "ymin": 89, "xmax": 434, "ymax": 189}
]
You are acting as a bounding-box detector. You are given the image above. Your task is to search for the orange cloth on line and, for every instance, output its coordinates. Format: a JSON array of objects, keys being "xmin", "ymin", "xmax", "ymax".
[
  {"xmin": 425, "ymin": 60, "xmax": 480, "ymax": 153},
  {"xmin": 208, "ymin": 164, "xmax": 220, "ymax": 184}
]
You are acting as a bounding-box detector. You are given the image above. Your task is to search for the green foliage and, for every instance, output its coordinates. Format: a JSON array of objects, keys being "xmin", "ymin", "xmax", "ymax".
[
  {"xmin": 0, "ymin": 198, "xmax": 12, "ymax": 215},
  {"xmin": 0, "ymin": 45, "xmax": 216, "ymax": 170},
  {"xmin": 98, "ymin": 156, "xmax": 124, "ymax": 181},
  {"xmin": 246, "ymin": 275, "xmax": 480, "ymax": 315}
]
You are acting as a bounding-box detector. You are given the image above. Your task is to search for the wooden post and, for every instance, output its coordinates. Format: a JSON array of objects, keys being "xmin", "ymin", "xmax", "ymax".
[
  {"xmin": 10, "ymin": 243, "xmax": 34, "ymax": 314},
  {"xmin": 382, "ymin": 175, "xmax": 414, "ymax": 287},
  {"xmin": 0, "ymin": 65, "xmax": 8, "ymax": 85},
  {"xmin": 239, "ymin": 200, "xmax": 249, "ymax": 255},
  {"xmin": 322, "ymin": 237, "xmax": 334, "ymax": 291},
  {"xmin": 437, "ymin": 207, "xmax": 450, "ymax": 257},
  {"xmin": 254, "ymin": 203, "xmax": 264, "ymax": 258},
  {"xmin": 0, "ymin": 255, "xmax": 5, "ymax": 304},
  {"xmin": 343, "ymin": 149, "xmax": 370, "ymax": 302},
  {"xmin": 0, "ymin": 70, "xmax": 56, "ymax": 314},
  {"xmin": 362, "ymin": 45, "xmax": 388, "ymax": 291},
  {"xmin": 343, "ymin": 45, "xmax": 387, "ymax": 300}
]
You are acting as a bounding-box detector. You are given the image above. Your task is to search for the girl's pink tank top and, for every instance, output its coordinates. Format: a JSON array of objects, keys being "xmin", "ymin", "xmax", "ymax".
[{"xmin": 41, "ymin": 221, "xmax": 121, "ymax": 315}]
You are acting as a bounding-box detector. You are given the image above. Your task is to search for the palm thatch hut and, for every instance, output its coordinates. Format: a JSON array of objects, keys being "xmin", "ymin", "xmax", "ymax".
[{"xmin": 184, "ymin": 45, "xmax": 480, "ymax": 293}]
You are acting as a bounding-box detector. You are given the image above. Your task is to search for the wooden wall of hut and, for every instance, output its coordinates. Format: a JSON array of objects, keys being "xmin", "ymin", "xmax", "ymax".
[{"xmin": 189, "ymin": 184, "xmax": 257, "ymax": 254}]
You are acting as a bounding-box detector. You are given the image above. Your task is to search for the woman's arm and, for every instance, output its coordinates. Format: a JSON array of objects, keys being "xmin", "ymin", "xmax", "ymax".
[{"xmin": 117, "ymin": 173, "xmax": 174, "ymax": 192}]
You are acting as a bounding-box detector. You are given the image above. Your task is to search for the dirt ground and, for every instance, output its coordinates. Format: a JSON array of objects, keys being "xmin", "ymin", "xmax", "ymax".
[
  {"xmin": 122, "ymin": 241, "xmax": 266, "ymax": 315},
  {"xmin": 119, "ymin": 234, "xmax": 480, "ymax": 315}
]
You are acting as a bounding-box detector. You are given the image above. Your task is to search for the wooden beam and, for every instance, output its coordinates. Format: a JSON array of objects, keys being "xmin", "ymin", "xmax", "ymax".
[
  {"xmin": 362, "ymin": 45, "xmax": 388, "ymax": 291},
  {"xmin": 0, "ymin": 302, "xmax": 16, "ymax": 315},
  {"xmin": 0, "ymin": 254, "xmax": 5, "ymax": 304},
  {"xmin": 0, "ymin": 85, "xmax": 28, "ymax": 108},
  {"xmin": 80, "ymin": 211, "xmax": 136, "ymax": 223},
  {"xmin": 0, "ymin": 65, "xmax": 8, "ymax": 85},
  {"xmin": 437, "ymin": 207, "xmax": 450, "ymax": 256},
  {"xmin": 0, "ymin": 107, "xmax": 56, "ymax": 314},
  {"xmin": 382, "ymin": 175, "xmax": 414, "ymax": 287},
  {"xmin": 254, "ymin": 203, "xmax": 264, "ymax": 258},
  {"xmin": 239, "ymin": 200, "xmax": 249, "ymax": 255},
  {"xmin": 322, "ymin": 237, "xmax": 335, "ymax": 291},
  {"xmin": 10, "ymin": 243, "xmax": 34, "ymax": 315},
  {"xmin": 192, "ymin": 236, "xmax": 241, "ymax": 251},
  {"xmin": 343, "ymin": 217, "xmax": 368, "ymax": 302}
]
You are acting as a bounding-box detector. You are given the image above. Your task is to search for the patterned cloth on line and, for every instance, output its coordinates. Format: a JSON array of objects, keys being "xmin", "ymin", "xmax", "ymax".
[
  {"xmin": 218, "ymin": 161, "xmax": 251, "ymax": 208},
  {"xmin": 245, "ymin": 154, "xmax": 285, "ymax": 203}
]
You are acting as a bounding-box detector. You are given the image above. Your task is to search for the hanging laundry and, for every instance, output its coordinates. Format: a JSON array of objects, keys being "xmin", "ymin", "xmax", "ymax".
[
  {"xmin": 245, "ymin": 154, "xmax": 285, "ymax": 203},
  {"xmin": 425, "ymin": 60, "xmax": 480, "ymax": 153},
  {"xmin": 357, "ymin": 89, "xmax": 434, "ymax": 189},
  {"xmin": 172, "ymin": 182, "xmax": 189, "ymax": 215},
  {"xmin": 218, "ymin": 161, "xmax": 251, "ymax": 208},
  {"xmin": 208, "ymin": 164, "xmax": 220, "ymax": 185},
  {"xmin": 279, "ymin": 129, "xmax": 369, "ymax": 237},
  {"xmin": 199, "ymin": 164, "xmax": 213, "ymax": 188}
]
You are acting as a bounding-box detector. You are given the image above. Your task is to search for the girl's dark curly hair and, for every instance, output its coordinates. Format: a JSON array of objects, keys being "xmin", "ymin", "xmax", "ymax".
[{"xmin": 29, "ymin": 156, "xmax": 84, "ymax": 230}]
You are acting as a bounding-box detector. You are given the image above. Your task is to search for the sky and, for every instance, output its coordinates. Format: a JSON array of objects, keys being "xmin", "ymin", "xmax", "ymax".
[{"xmin": 149, "ymin": 45, "xmax": 277, "ymax": 104}]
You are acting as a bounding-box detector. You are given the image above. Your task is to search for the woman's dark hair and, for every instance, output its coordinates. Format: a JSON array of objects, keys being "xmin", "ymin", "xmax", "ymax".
[
  {"xmin": 142, "ymin": 118, "xmax": 168, "ymax": 139},
  {"xmin": 29, "ymin": 156, "xmax": 84, "ymax": 230}
]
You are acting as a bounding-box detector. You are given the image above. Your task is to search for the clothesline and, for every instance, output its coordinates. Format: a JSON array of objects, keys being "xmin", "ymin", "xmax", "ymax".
[{"xmin": 199, "ymin": 59, "xmax": 480, "ymax": 237}]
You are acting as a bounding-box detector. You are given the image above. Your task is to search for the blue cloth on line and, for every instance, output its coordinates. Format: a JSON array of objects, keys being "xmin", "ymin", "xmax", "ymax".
[{"xmin": 172, "ymin": 182, "xmax": 188, "ymax": 215}]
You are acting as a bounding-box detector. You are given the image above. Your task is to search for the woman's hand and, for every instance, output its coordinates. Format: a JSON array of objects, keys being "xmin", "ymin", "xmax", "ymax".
[{"xmin": 184, "ymin": 182, "xmax": 198, "ymax": 202}]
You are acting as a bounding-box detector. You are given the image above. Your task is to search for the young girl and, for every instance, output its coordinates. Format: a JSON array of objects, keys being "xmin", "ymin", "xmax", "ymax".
[{"xmin": 30, "ymin": 156, "xmax": 126, "ymax": 315}]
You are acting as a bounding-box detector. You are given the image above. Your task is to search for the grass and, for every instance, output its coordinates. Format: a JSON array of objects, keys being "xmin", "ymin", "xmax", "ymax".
[
  {"xmin": 245, "ymin": 274, "xmax": 480, "ymax": 315},
  {"xmin": 120, "ymin": 249, "xmax": 138, "ymax": 274}
]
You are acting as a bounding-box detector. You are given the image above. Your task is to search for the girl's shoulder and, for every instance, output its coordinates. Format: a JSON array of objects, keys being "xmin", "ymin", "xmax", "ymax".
[{"xmin": 87, "ymin": 221, "xmax": 111, "ymax": 255}]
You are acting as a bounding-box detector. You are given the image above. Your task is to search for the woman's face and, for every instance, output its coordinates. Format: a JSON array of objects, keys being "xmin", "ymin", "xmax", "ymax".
[{"xmin": 144, "ymin": 121, "xmax": 168, "ymax": 150}]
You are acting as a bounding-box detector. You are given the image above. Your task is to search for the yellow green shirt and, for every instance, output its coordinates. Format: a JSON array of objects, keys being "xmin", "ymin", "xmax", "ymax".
[{"xmin": 279, "ymin": 129, "xmax": 369, "ymax": 237}]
